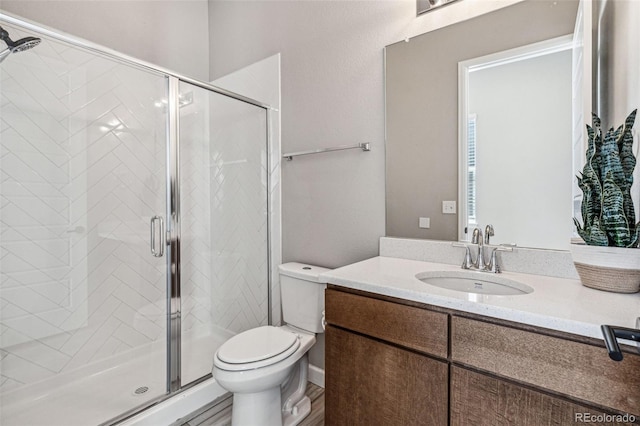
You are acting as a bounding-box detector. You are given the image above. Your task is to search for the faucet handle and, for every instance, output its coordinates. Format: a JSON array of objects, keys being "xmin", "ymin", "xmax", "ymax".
[
  {"xmin": 485, "ymin": 248, "xmax": 500, "ymax": 273},
  {"xmin": 461, "ymin": 246, "xmax": 474, "ymax": 269}
]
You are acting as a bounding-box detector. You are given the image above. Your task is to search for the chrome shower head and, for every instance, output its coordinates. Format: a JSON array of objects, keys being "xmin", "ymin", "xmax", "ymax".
[
  {"xmin": 0, "ymin": 25, "xmax": 41, "ymax": 63},
  {"xmin": 9, "ymin": 36, "xmax": 41, "ymax": 53}
]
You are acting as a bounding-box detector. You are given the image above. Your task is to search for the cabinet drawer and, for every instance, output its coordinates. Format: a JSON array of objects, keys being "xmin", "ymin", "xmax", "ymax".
[
  {"xmin": 325, "ymin": 288, "xmax": 448, "ymax": 358},
  {"xmin": 451, "ymin": 316, "xmax": 640, "ymax": 416}
]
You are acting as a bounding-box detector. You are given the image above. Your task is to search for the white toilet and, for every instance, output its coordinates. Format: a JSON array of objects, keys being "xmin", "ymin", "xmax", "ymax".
[{"xmin": 212, "ymin": 262, "xmax": 329, "ymax": 426}]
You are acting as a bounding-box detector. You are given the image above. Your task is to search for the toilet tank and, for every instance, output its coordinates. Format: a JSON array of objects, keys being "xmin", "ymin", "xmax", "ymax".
[{"xmin": 278, "ymin": 263, "xmax": 330, "ymax": 333}]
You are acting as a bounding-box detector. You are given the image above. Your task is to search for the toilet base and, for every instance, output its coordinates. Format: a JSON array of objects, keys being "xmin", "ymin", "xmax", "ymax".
[
  {"xmin": 282, "ymin": 395, "xmax": 311, "ymax": 426},
  {"xmin": 231, "ymin": 388, "xmax": 282, "ymax": 426}
]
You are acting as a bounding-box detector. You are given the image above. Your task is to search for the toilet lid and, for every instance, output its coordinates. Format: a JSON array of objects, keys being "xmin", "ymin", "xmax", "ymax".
[{"xmin": 217, "ymin": 326, "xmax": 299, "ymax": 364}]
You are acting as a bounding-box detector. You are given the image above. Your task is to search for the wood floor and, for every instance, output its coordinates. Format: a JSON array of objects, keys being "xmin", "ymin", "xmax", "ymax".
[
  {"xmin": 299, "ymin": 383, "xmax": 324, "ymax": 426},
  {"xmin": 178, "ymin": 382, "xmax": 324, "ymax": 426}
]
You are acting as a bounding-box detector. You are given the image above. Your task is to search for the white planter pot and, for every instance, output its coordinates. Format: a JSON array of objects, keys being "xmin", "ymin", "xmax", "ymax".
[{"xmin": 570, "ymin": 244, "xmax": 640, "ymax": 293}]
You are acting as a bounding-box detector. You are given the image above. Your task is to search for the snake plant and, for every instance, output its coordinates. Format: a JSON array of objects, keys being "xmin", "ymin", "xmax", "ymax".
[{"xmin": 574, "ymin": 109, "xmax": 638, "ymax": 247}]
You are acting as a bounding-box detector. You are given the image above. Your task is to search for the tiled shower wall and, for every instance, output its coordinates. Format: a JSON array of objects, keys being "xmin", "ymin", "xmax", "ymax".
[
  {"xmin": 211, "ymin": 53, "xmax": 281, "ymax": 327},
  {"xmin": 177, "ymin": 81, "xmax": 270, "ymax": 385},
  {"xmin": 179, "ymin": 83, "xmax": 269, "ymax": 344},
  {"xmin": 0, "ymin": 27, "xmax": 168, "ymax": 391},
  {"xmin": 207, "ymin": 94, "xmax": 269, "ymax": 334}
]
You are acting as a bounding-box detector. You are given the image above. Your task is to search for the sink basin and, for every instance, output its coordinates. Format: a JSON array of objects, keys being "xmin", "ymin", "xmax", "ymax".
[{"xmin": 415, "ymin": 271, "xmax": 534, "ymax": 296}]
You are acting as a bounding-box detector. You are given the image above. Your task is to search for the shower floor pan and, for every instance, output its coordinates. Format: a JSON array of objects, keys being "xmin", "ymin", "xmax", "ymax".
[{"xmin": 0, "ymin": 327, "xmax": 229, "ymax": 426}]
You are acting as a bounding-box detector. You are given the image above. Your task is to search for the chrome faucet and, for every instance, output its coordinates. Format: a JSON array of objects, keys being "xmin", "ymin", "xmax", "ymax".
[
  {"xmin": 460, "ymin": 225, "xmax": 501, "ymax": 273},
  {"xmin": 471, "ymin": 227, "xmax": 487, "ymax": 270}
]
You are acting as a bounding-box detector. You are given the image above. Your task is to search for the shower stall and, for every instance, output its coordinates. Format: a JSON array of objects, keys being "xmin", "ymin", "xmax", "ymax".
[{"xmin": 0, "ymin": 13, "xmax": 272, "ymax": 426}]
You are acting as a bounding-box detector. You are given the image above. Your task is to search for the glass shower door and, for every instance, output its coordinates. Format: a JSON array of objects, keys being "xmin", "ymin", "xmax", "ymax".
[
  {"xmin": 178, "ymin": 81, "xmax": 269, "ymax": 385},
  {"xmin": 0, "ymin": 23, "xmax": 169, "ymax": 426}
]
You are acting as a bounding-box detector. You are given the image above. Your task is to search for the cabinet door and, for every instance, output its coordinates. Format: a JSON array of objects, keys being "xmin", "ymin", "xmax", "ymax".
[
  {"xmin": 325, "ymin": 325, "xmax": 448, "ymax": 426},
  {"xmin": 451, "ymin": 366, "xmax": 615, "ymax": 426}
]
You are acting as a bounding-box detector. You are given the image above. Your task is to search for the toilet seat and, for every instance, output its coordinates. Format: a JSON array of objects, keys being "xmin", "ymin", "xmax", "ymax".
[{"xmin": 214, "ymin": 326, "xmax": 301, "ymax": 372}]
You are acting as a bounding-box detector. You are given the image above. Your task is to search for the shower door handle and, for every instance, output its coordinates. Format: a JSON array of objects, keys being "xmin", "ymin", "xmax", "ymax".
[{"xmin": 150, "ymin": 216, "xmax": 165, "ymax": 257}]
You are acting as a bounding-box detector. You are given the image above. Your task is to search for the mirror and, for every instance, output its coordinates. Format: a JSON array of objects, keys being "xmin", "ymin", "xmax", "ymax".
[{"xmin": 385, "ymin": 0, "xmax": 580, "ymax": 250}]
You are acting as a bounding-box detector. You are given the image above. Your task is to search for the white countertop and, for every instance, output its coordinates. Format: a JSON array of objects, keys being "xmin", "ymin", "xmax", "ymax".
[{"xmin": 320, "ymin": 256, "xmax": 640, "ymax": 343}]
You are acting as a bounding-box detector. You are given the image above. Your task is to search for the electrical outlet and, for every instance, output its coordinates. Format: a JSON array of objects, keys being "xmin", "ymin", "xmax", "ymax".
[
  {"xmin": 419, "ymin": 217, "xmax": 430, "ymax": 229},
  {"xmin": 442, "ymin": 201, "xmax": 456, "ymax": 214}
]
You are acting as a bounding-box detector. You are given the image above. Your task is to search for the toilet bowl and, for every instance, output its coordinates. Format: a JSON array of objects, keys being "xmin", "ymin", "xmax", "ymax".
[{"xmin": 212, "ymin": 263, "xmax": 329, "ymax": 426}]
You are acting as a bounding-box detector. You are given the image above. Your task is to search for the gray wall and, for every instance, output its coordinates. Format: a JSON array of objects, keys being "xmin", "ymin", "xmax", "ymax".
[
  {"xmin": 209, "ymin": 0, "xmax": 389, "ymax": 268},
  {"xmin": 208, "ymin": 0, "xmax": 521, "ymax": 269},
  {"xmin": 0, "ymin": 0, "xmax": 209, "ymax": 80},
  {"xmin": 385, "ymin": 0, "xmax": 579, "ymax": 241}
]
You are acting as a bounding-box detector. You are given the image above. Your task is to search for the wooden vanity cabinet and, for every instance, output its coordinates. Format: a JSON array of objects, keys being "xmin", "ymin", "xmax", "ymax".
[
  {"xmin": 325, "ymin": 286, "xmax": 640, "ymax": 425},
  {"xmin": 324, "ymin": 288, "xmax": 448, "ymax": 426}
]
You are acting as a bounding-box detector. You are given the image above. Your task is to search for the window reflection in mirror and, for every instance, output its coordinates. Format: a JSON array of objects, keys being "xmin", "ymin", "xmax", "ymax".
[{"xmin": 458, "ymin": 36, "xmax": 574, "ymax": 250}]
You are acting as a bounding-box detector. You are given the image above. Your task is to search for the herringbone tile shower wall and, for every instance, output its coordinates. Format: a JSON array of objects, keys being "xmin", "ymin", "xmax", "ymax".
[{"xmin": 179, "ymin": 86, "xmax": 269, "ymax": 384}]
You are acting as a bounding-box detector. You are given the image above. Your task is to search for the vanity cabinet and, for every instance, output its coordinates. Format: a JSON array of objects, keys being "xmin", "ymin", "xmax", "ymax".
[
  {"xmin": 324, "ymin": 288, "xmax": 448, "ymax": 425},
  {"xmin": 325, "ymin": 286, "xmax": 640, "ymax": 425}
]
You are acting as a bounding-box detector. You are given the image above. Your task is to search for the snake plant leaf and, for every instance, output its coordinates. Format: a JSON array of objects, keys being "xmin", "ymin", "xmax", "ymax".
[
  {"xmin": 581, "ymin": 123, "xmax": 603, "ymax": 225},
  {"xmin": 601, "ymin": 171, "xmax": 631, "ymax": 246},
  {"xmin": 577, "ymin": 174, "xmax": 596, "ymax": 228},
  {"xmin": 618, "ymin": 110, "xmax": 637, "ymax": 182},
  {"xmin": 584, "ymin": 217, "xmax": 609, "ymax": 246},
  {"xmin": 592, "ymin": 112, "xmax": 602, "ymax": 131},
  {"xmin": 574, "ymin": 218, "xmax": 590, "ymax": 244},
  {"xmin": 600, "ymin": 124, "xmax": 625, "ymax": 189},
  {"xmin": 586, "ymin": 124, "xmax": 594, "ymax": 145},
  {"xmin": 619, "ymin": 110, "xmax": 637, "ymax": 222},
  {"xmin": 573, "ymin": 217, "xmax": 588, "ymax": 242},
  {"xmin": 627, "ymin": 221, "xmax": 640, "ymax": 248},
  {"xmin": 579, "ymin": 139, "xmax": 602, "ymax": 229},
  {"xmin": 573, "ymin": 217, "xmax": 609, "ymax": 246}
]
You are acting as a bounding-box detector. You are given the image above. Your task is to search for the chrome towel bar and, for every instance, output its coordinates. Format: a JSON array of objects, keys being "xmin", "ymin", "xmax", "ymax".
[{"xmin": 283, "ymin": 142, "xmax": 370, "ymax": 161}]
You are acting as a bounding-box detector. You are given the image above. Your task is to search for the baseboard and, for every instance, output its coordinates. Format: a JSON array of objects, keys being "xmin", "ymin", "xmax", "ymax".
[{"xmin": 308, "ymin": 364, "xmax": 324, "ymax": 388}]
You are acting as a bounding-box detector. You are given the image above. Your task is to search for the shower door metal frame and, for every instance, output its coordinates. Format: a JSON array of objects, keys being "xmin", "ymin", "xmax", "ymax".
[
  {"xmin": 0, "ymin": 10, "xmax": 274, "ymax": 425},
  {"xmin": 167, "ymin": 77, "xmax": 182, "ymax": 393}
]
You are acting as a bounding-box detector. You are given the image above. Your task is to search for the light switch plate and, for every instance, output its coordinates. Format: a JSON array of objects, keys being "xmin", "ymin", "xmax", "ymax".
[{"xmin": 442, "ymin": 201, "xmax": 456, "ymax": 214}]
